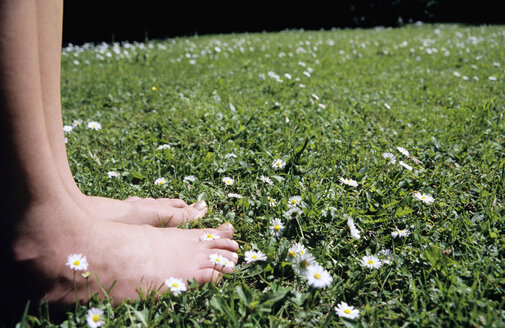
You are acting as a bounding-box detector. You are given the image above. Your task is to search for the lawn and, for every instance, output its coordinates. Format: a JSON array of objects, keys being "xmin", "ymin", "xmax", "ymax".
[{"xmin": 16, "ymin": 23, "xmax": 505, "ymax": 327}]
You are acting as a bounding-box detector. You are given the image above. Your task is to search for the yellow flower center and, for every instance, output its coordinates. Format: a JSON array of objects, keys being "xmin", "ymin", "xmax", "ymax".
[
  {"xmin": 215, "ymin": 258, "xmax": 220, "ymax": 263},
  {"xmin": 301, "ymin": 260, "xmax": 308, "ymax": 268},
  {"xmin": 289, "ymin": 251, "xmax": 295, "ymax": 257},
  {"xmin": 291, "ymin": 200, "xmax": 297, "ymax": 204},
  {"xmin": 368, "ymin": 260, "xmax": 374, "ymax": 265},
  {"xmin": 172, "ymin": 283, "xmax": 178, "ymax": 288},
  {"xmin": 274, "ymin": 225, "xmax": 280, "ymax": 231},
  {"xmin": 252, "ymin": 255, "xmax": 257, "ymax": 259},
  {"xmin": 152, "ymin": 86, "xmax": 157, "ymax": 91},
  {"xmin": 207, "ymin": 234, "xmax": 213, "ymax": 239},
  {"xmin": 73, "ymin": 260, "xmax": 80, "ymax": 266},
  {"xmin": 344, "ymin": 309, "xmax": 351, "ymax": 314},
  {"xmin": 92, "ymin": 314, "xmax": 100, "ymax": 323},
  {"xmin": 314, "ymin": 273, "xmax": 321, "ymax": 279}
]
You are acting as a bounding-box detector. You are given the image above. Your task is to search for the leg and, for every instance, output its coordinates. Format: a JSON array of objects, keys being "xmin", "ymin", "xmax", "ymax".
[
  {"xmin": 36, "ymin": 1, "xmax": 207, "ymax": 226},
  {"xmin": 0, "ymin": 0, "xmax": 237, "ymax": 311}
]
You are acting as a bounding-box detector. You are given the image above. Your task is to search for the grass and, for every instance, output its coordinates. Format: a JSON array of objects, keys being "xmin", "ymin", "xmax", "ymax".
[{"xmin": 14, "ymin": 23, "xmax": 505, "ymax": 327}]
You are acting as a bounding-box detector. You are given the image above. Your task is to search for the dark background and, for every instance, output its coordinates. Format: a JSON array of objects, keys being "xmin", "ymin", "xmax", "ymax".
[{"xmin": 62, "ymin": 1, "xmax": 505, "ymax": 46}]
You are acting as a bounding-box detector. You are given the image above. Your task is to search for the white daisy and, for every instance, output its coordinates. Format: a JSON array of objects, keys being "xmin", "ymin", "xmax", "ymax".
[
  {"xmin": 225, "ymin": 153, "xmax": 237, "ymax": 159},
  {"xmin": 272, "ymin": 159, "xmax": 286, "ymax": 169},
  {"xmin": 287, "ymin": 242, "xmax": 307, "ymax": 262},
  {"xmin": 72, "ymin": 119, "xmax": 83, "ymax": 127},
  {"xmin": 154, "ymin": 177, "xmax": 167, "ymax": 187},
  {"xmin": 292, "ymin": 252, "xmax": 316, "ymax": 275},
  {"xmin": 87, "ymin": 121, "xmax": 101, "ymax": 130},
  {"xmin": 222, "ymin": 177, "xmax": 234, "ymax": 185},
  {"xmin": 340, "ymin": 178, "xmax": 358, "ymax": 187},
  {"xmin": 228, "ymin": 193, "xmax": 243, "ymax": 199},
  {"xmin": 157, "ymin": 144, "xmax": 171, "ymax": 150},
  {"xmin": 209, "ymin": 253, "xmax": 227, "ymax": 266},
  {"xmin": 200, "ymin": 233, "xmax": 221, "ymax": 241},
  {"xmin": 397, "ymin": 146, "xmax": 410, "ymax": 157},
  {"xmin": 259, "ymin": 175, "xmax": 273, "ymax": 185},
  {"xmin": 63, "ymin": 125, "xmax": 73, "ymax": 133},
  {"xmin": 288, "ymin": 196, "xmax": 302, "ymax": 207},
  {"xmin": 347, "ymin": 216, "xmax": 361, "ymax": 240},
  {"xmin": 391, "ymin": 228, "xmax": 410, "ymax": 238},
  {"xmin": 66, "ymin": 253, "xmax": 88, "ymax": 271},
  {"xmin": 361, "ymin": 255, "xmax": 382, "ymax": 269},
  {"xmin": 379, "ymin": 249, "xmax": 393, "ymax": 264},
  {"xmin": 86, "ymin": 308, "xmax": 105, "ymax": 328},
  {"xmin": 269, "ymin": 218, "xmax": 284, "ymax": 237},
  {"xmin": 335, "ymin": 302, "xmax": 360, "ymax": 319},
  {"xmin": 399, "ymin": 161, "xmax": 413, "ymax": 171},
  {"xmin": 164, "ymin": 277, "xmax": 187, "ymax": 296},
  {"xmin": 107, "ymin": 171, "xmax": 120, "ymax": 178},
  {"xmin": 284, "ymin": 207, "xmax": 303, "ymax": 219},
  {"xmin": 268, "ymin": 197, "xmax": 277, "ymax": 207},
  {"xmin": 382, "ymin": 152, "xmax": 397, "ymax": 164},
  {"xmin": 183, "ymin": 175, "xmax": 197, "ymax": 183},
  {"xmin": 244, "ymin": 250, "xmax": 267, "ymax": 263},
  {"xmin": 305, "ymin": 264, "xmax": 333, "ymax": 288},
  {"xmin": 413, "ymin": 191, "xmax": 435, "ymax": 204}
]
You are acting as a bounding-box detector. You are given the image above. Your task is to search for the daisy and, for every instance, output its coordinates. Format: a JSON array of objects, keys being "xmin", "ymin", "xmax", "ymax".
[
  {"xmin": 287, "ymin": 242, "xmax": 307, "ymax": 262},
  {"xmin": 87, "ymin": 121, "xmax": 101, "ymax": 130},
  {"xmin": 209, "ymin": 253, "xmax": 227, "ymax": 266},
  {"xmin": 183, "ymin": 175, "xmax": 197, "ymax": 183},
  {"xmin": 391, "ymin": 228, "xmax": 410, "ymax": 238},
  {"xmin": 305, "ymin": 264, "xmax": 333, "ymax": 288},
  {"xmin": 216, "ymin": 112, "xmax": 223, "ymax": 119},
  {"xmin": 228, "ymin": 193, "xmax": 243, "ymax": 199},
  {"xmin": 268, "ymin": 197, "xmax": 277, "ymax": 207},
  {"xmin": 164, "ymin": 277, "xmax": 187, "ymax": 296},
  {"xmin": 284, "ymin": 207, "xmax": 303, "ymax": 219},
  {"xmin": 361, "ymin": 255, "xmax": 382, "ymax": 269},
  {"xmin": 382, "ymin": 152, "xmax": 397, "ymax": 164},
  {"xmin": 82, "ymin": 272, "xmax": 90, "ymax": 279},
  {"xmin": 413, "ymin": 191, "xmax": 435, "ymax": 204},
  {"xmin": 222, "ymin": 257, "xmax": 235, "ymax": 269},
  {"xmin": 244, "ymin": 250, "xmax": 267, "ymax": 263},
  {"xmin": 86, "ymin": 308, "xmax": 105, "ymax": 328},
  {"xmin": 66, "ymin": 253, "xmax": 88, "ymax": 271},
  {"xmin": 157, "ymin": 144, "xmax": 171, "ymax": 150},
  {"xmin": 72, "ymin": 119, "xmax": 83, "ymax": 127},
  {"xmin": 335, "ymin": 302, "xmax": 360, "ymax": 319},
  {"xmin": 63, "ymin": 125, "xmax": 73, "ymax": 133},
  {"xmin": 154, "ymin": 177, "xmax": 167, "ymax": 187},
  {"xmin": 225, "ymin": 153, "xmax": 237, "ymax": 159},
  {"xmin": 272, "ymin": 159, "xmax": 286, "ymax": 169},
  {"xmin": 379, "ymin": 249, "xmax": 393, "ymax": 265},
  {"xmin": 288, "ymin": 196, "xmax": 302, "ymax": 207},
  {"xmin": 399, "ymin": 161, "xmax": 413, "ymax": 171},
  {"xmin": 259, "ymin": 175, "xmax": 273, "ymax": 185},
  {"xmin": 107, "ymin": 171, "xmax": 120, "ymax": 178},
  {"xmin": 340, "ymin": 178, "xmax": 358, "ymax": 187},
  {"xmin": 347, "ymin": 216, "xmax": 361, "ymax": 240},
  {"xmin": 269, "ymin": 218, "xmax": 284, "ymax": 237},
  {"xmin": 397, "ymin": 146, "xmax": 410, "ymax": 157},
  {"xmin": 292, "ymin": 252, "xmax": 316, "ymax": 275},
  {"xmin": 200, "ymin": 232, "xmax": 220, "ymax": 241},
  {"xmin": 222, "ymin": 177, "xmax": 234, "ymax": 185}
]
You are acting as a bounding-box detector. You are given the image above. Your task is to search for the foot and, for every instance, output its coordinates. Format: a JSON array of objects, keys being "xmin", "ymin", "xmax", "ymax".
[{"xmin": 10, "ymin": 199, "xmax": 238, "ymax": 307}]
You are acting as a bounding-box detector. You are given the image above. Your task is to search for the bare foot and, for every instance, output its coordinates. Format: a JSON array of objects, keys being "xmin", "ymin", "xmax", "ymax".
[{"xmin": 11, "ymin": 200, "xmax": 237, "ymax": 307}]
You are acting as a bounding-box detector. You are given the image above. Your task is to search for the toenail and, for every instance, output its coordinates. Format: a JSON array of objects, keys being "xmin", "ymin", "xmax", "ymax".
[
  {"xmin": 232, "ymin": 252, "xmax": 238, "ymax": 259},
  {"xmin": 232, "ymin": 241, "xmax": 239, "ymax": 248},
  {"xmin": 195, "ymin": 200, "xmax": 207, "ymax": 211}
]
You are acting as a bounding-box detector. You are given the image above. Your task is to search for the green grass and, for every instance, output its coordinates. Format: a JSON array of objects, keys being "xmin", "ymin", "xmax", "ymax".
[{"xmin": 18, "ymin": 23, "xmax": 505, "ymax": 327}]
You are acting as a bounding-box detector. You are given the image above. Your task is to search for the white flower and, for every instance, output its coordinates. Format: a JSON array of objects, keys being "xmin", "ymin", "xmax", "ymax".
[
  {"xmin": 222, "ymin": 177, "xmax": 234, "ymax": 185},
  {"xmin": 382, "ymin": 152, "xmax": 397, "ymax": 164},
  {"xmin": 259, "ymin": 175, "xmax": 273, "ymax": 185},
  {"xmin": 268, "ymin": 197, "xmax": 277, "ymax": 207},
  {"xmin": 86, "ymin": 308, "xmax": 105, "ymax": 328},
  {"xmin": 305, "ymin": 264, "xmax": 332, "ymax": 288},
  {"xmin": 292, "ymin": 252, "xmax": 316, "ymax": 275},
  {"xmin": 209, "ymin": 253, "xmax": 227, "ymax": 266},
  {"xmin": 244, "ymin": 250, "xmax": 267, "ymax": 263},
  {"xmin": 269, "ymin": 218, "xmax": 284, "ymax": 237},
  {"xmin": 200, "ymin": 233, "xmax": 221, "ymax": 241},
  {"xmin": 379, "ymin": 249, "xmax": 393, "ymax": 264},
  {"xmin": 347, "ymin": 216, "xmax": 361, "ymax": 240},
  {"xmin": 154, "ymin": 177, "xmax": 167, "ymax": 187},
  {"xmin": 272, "ymin": 159, "xmax": 286, "ymax": 169},
  {"xmin": 391, "ymin": 228, "xmax": 410, "ymax": 238},
  {"xmin": 157, "ymin": 144, "xmax": 171, "ymax": 150},
  {"xmin": 284, "ymin": 207, "xmax": 303, "ymax": 219},
  {"xmin": 216, "ymin": 112, "xmax": 223, "ymax": 119},
  {"xmin": 335, "ymin": 302, "xmax": 360, "ymax": 319},
  {"xmin": 164, "ymin": 277, "xmax": 187, "ymax": 296},
  {"xmin": 488, "ymin": 76, "xmax": 497, "ymax": 81},
  {"xmin": 221, "ymin": 257, "xmax": 235, "ymax": 268},
  {"xmin": 413, "ymin": 191, "xmax": 435, "ymax": 204},
  {"xmin": 288, "ymin": 196, "xmax": 302, "ymax": 207},
  {"xmin": 399, "ymin": 161, "xmax": 413, "ymax": 171},
  {"xmin": 107, "ymin": 171, "xmax": 120, "ymax": 178},
  {"xmin": 225, "ymin": 153, "xmax": 237, "ymax": 159},
  {"xmin": 183, "ymin": 175, "xmax": 197, "ymax": 183},
  {"xmin": 361, "ymin": 255, "xmax": 382, "ymax": 269},
  {"xmin": 87, "ymin": 121, "xmax": 101, "ymax": 130},
  {"xmin": 340, "ymin": 178, "xmax": 358, "ymax": 187},
  {"xmin": 228, "ymin": 193, "xmax": 243, "ymax": 199},
  {"xmin": 72, "ymin": 119, "xmax": 83, "ymax": 127},
  {"xmin": 63, "ymin": 125, "xmax": 73, "ymax": 133},
  {"xmin": 397, "ymin": 146, "xmax": 410, "ymax": 156},
  {"xmin": 384, "ymin": 103, "xmax": 391, "ymax": 110},
  {"xmin": 66, "ymin": 253, "xmax": 88, "ymax": 271}
]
